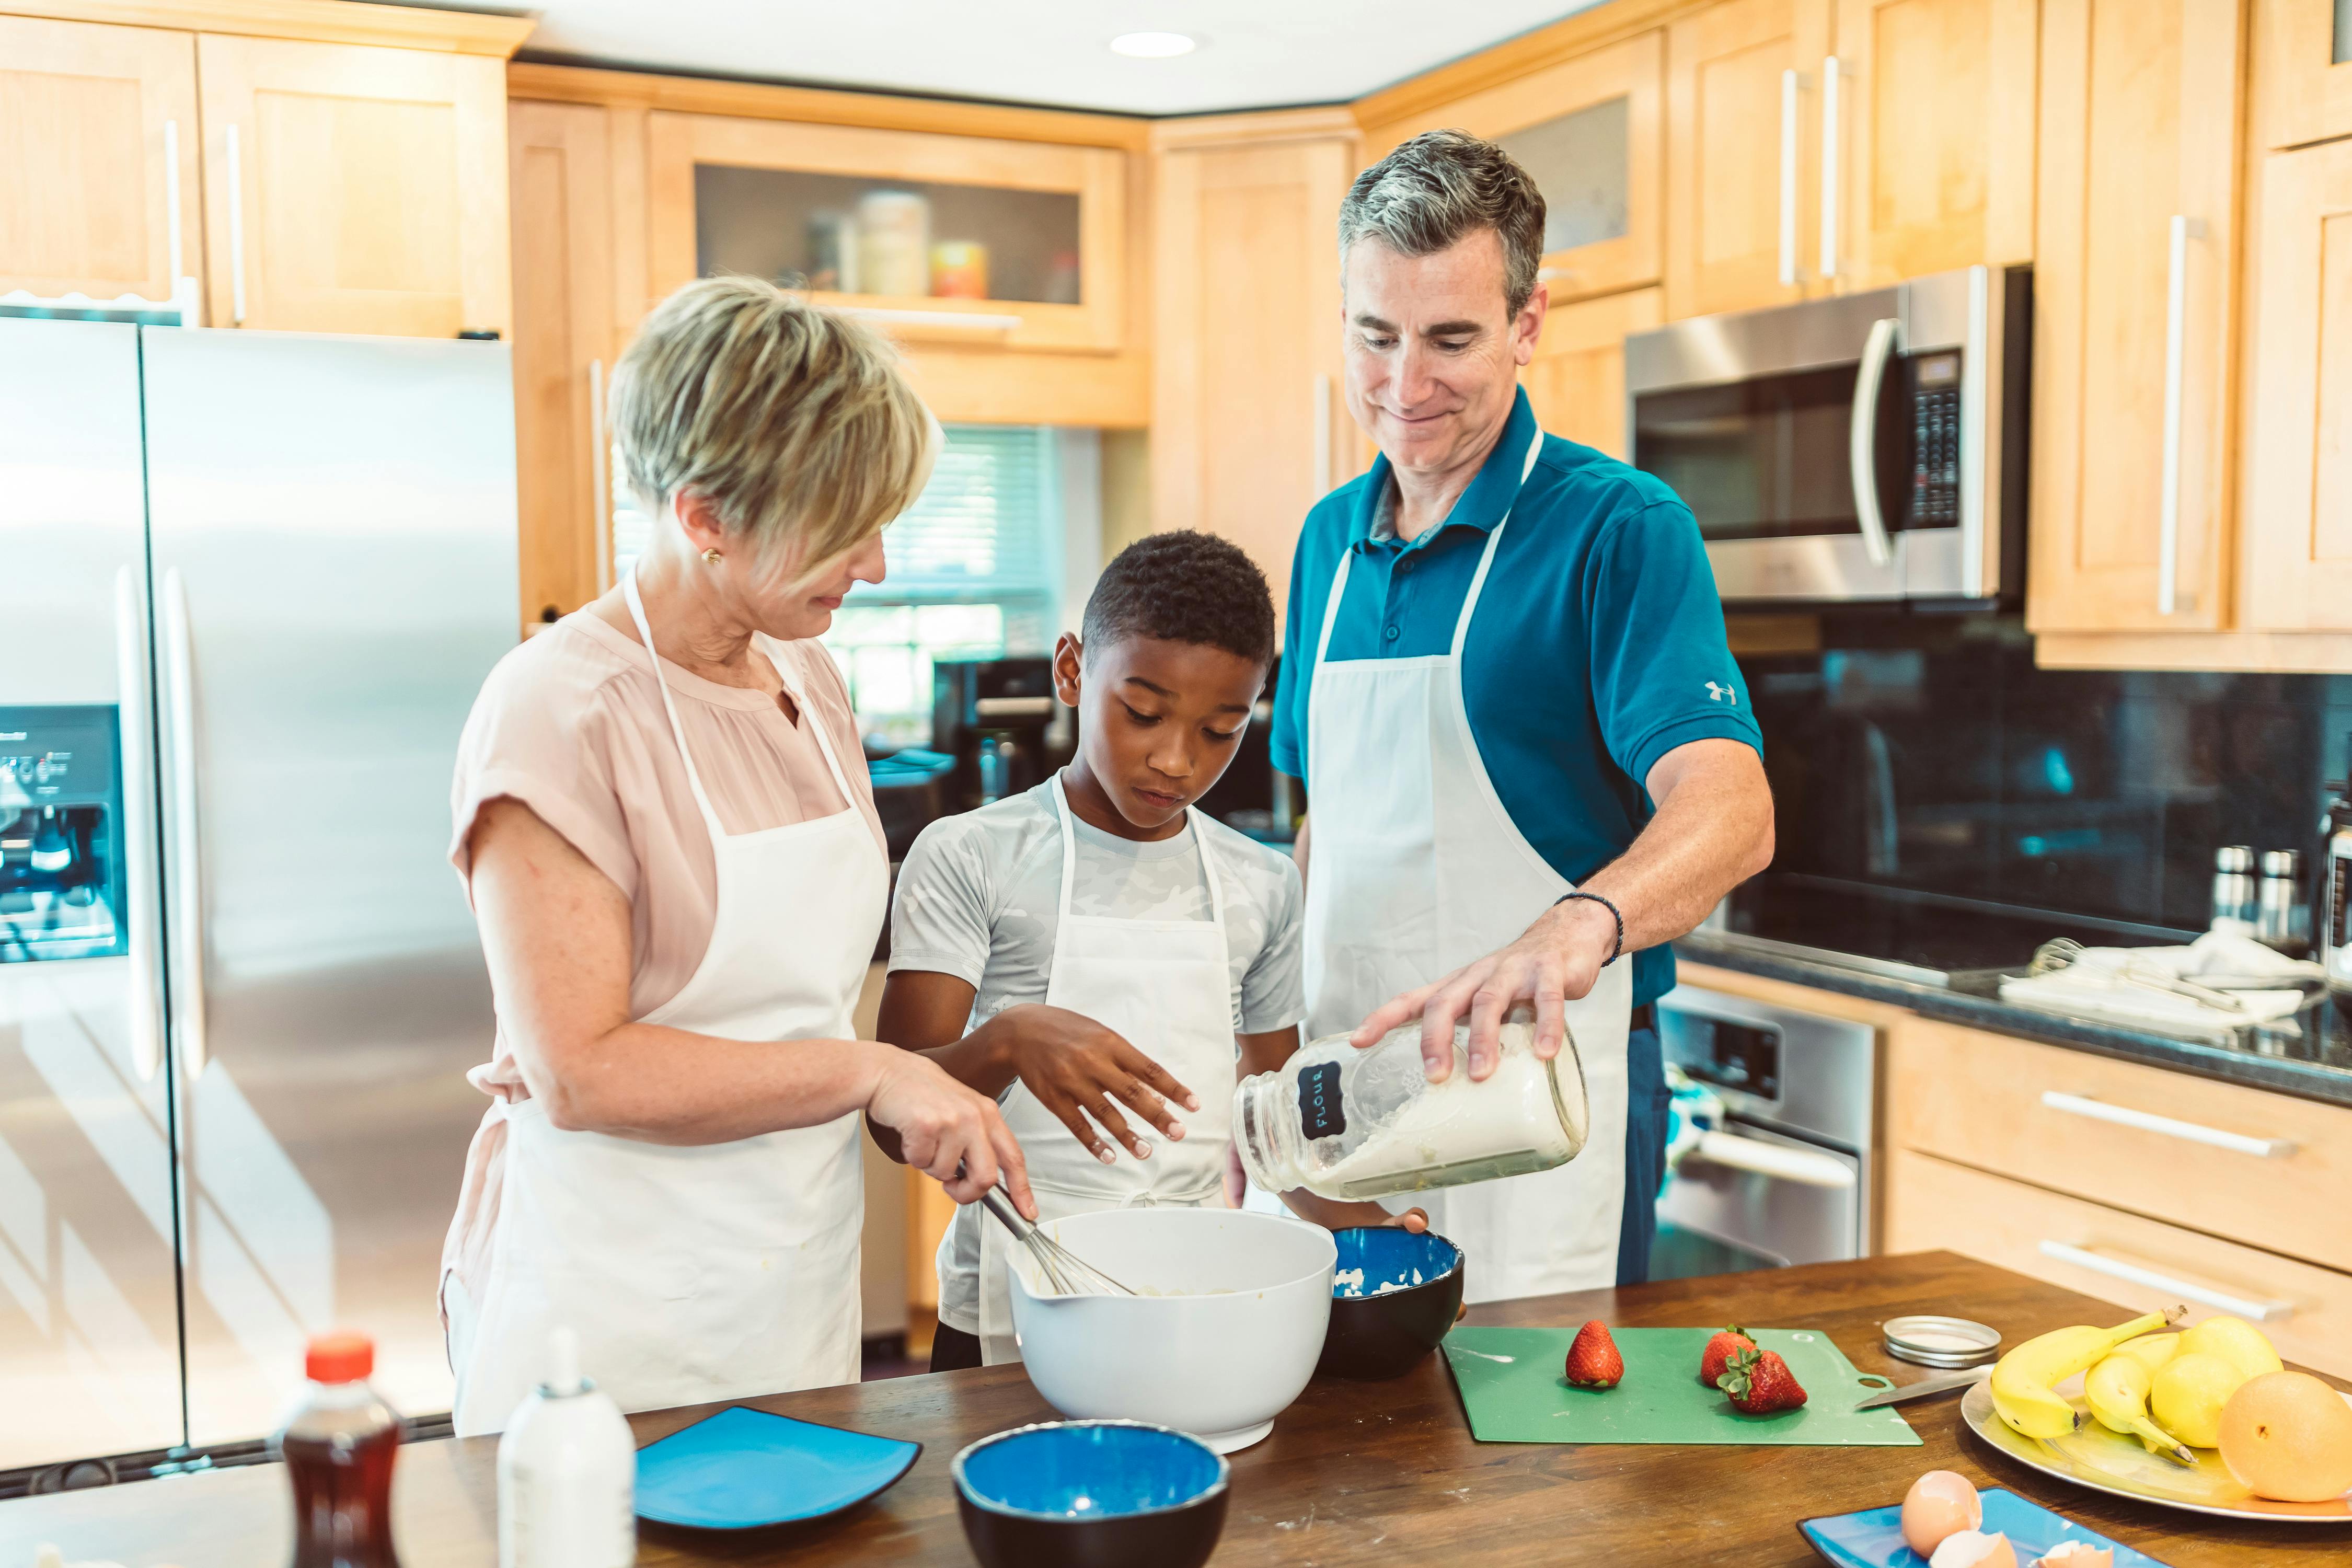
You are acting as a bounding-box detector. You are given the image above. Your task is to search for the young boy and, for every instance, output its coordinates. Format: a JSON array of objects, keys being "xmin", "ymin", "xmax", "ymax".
[{"xmin": 880, "ymin": 529, "xmax": 1415, "ymax": 1370}]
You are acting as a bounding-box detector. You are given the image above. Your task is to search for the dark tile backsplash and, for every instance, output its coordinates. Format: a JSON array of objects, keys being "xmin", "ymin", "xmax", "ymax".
[{"xmin": 1737, "ymin": 615, "xmax": 2352, "ymax": 933}]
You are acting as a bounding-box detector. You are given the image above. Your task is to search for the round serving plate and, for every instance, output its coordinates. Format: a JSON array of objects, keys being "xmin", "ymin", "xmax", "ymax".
[{"xmin": 1959, "ymin": 1377, "xmax": 2352, "ymax": 1524}]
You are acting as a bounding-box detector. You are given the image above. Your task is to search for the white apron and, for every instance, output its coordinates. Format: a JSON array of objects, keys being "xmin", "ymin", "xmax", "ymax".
[
  {"xmin": 973, "ymin": 775, "xmax": 1235, "ymax": 1364},
  {"xmin": 1300, "ymin": 427, "xmax": 1631, "ymax": 1306},
  {"xmin": 449, "ymin": 569, "xmax": 886, "ymax": 1434}
]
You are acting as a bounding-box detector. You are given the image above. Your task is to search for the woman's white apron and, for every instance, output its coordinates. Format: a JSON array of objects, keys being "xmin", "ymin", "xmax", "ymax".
[{"xmin": 448, "ymin": 568, "xmax": 886, "ymax": 1433}]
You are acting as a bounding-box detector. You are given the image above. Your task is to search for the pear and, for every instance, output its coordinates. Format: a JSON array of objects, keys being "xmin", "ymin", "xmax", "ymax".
[{"xmin": 2175, "ymin": 1316, "xmax": 2283, "ymax": 1383}]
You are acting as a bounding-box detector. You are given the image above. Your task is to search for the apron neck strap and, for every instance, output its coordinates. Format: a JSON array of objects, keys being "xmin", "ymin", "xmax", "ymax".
[
  {"xmin": 621, "ymin": 566, "xmax": 725, "ymax": 838},
  {"xmin": 1047, "ymin": 772, "xmax": 1227, "ymax": 927},
  {"xmin": 1451, "ymin": 424, "xmax": 1546, "ymax": 658}
]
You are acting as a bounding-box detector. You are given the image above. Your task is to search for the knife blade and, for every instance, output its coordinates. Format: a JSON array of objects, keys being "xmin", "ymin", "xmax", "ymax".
[{"xmin": 1854, "ymin": 1366, "xmax": 1991, "ymax": 1410}]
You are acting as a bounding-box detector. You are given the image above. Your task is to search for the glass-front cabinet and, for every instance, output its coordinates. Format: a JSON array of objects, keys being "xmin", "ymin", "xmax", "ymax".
[
  {"xmin": 648, "ymin": 113, "xmax": 1127, "ymax": 351},
  {"xmin": 1362, "ymin": 31, "xmax": 1662, "ymax": 304},
  {"xmin": 2255, "ymin": 0, "xmax": 2352, "ymax": 148}
]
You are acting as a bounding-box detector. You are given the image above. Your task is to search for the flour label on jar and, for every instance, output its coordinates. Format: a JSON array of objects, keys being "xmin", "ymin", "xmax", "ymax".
[{"xmin": 1297, "ymin": 1060, "xmax": 1347, "ymax": 1139}]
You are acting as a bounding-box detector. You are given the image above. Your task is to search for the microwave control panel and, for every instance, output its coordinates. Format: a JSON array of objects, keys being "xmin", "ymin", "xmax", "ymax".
[{"xmin": 1910, "ymin": 351, "xmax": 1963, "ymax": 526}]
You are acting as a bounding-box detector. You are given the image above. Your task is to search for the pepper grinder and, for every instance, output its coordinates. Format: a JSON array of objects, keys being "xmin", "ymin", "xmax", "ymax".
[
  {"xmin": 2211, "ymin": 845, "xmax": 2257, "ymax": 936},
  {"xmin": 2256, "ymin": 849, "xmax": 2310, "ymax": 958}
]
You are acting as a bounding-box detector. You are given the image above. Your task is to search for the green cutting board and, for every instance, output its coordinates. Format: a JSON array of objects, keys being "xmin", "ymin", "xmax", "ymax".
[{"xmin": 1441, "ymin": 1327, "xmax": 1923, "ymax": 1447}]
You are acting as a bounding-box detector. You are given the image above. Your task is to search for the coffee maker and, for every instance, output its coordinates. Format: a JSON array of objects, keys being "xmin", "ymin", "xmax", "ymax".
[
  {"xmin": 1, "ymin": 705, "xmax": 126, "ymax": 962},
  {"xmin": 932, "ymin": 658, "xmax": 1074, "ymax": 812}
]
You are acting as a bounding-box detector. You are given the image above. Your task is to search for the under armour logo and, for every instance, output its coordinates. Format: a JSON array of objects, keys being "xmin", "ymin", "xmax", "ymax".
[{"xmin": 1705, "ymin": 681, "xmax": 1736, "ymax": 704}]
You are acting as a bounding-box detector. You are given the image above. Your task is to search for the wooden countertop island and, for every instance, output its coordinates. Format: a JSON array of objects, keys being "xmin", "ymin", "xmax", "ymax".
[{"xmin": 5, "ymin": 1253, "xmax": 2345, "ymax": 1566}]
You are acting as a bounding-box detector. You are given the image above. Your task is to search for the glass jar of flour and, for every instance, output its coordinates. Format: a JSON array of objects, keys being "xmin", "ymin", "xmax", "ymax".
[{"xmin": 1233, "ymin": 1020, "xmax": 1589, "ymax": 1201}]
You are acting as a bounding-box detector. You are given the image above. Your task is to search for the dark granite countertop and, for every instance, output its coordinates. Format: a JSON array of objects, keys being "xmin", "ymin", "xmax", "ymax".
[{"xmin": 1673, "ymin": 930, "xmax": 2352, "ymax": 1110}]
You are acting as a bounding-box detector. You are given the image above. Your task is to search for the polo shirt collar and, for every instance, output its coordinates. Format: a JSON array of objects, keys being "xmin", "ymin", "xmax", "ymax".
[{"xmin": 1352, "ymin": 386, "xmax": 1540, "ymax": 550}]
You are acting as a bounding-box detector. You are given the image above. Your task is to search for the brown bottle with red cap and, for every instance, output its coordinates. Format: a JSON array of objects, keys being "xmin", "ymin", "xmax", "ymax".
[{"xmin": 274, "ymin": 1331, "xmax": 403, "ymax": 1568}]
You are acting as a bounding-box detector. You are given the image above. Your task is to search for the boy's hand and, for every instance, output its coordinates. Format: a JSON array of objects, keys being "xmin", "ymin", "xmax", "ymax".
[{"xmin": 983, "ymin": 1003, "xmax": 1198, "ymax": 1165}]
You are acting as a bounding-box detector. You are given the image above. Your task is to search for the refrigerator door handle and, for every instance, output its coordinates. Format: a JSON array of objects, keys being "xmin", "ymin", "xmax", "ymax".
[
  {"xmin": 161, "ymin": 567, "xmax": 208, "ymax": 1078},
  {"xmin": 114, "ymin": 567, "xmax": 166, "ymax": 1081}
]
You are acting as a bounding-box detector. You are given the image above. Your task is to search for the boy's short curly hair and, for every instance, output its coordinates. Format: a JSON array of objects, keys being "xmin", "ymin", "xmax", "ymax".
[{"xmin": 1080, "ymin": 531, "xmax": 1277, "ymax": 672}]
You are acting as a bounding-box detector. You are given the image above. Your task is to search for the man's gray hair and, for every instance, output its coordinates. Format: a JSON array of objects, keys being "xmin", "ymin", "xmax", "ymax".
[{"xmin": 1338, "ymin": 129, "xmax": 1548, "ymax": 317}]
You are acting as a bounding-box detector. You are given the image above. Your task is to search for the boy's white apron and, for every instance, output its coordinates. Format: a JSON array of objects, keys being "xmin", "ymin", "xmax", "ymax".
[{"xmin": 972, "ymin": 776, "xmax": 1236, "ymax": 1364}]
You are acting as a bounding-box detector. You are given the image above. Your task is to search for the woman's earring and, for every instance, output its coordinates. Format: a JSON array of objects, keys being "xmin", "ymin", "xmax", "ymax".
[{"xmin": 701, "ymin": 547, "xmax": 722, "ymax": 565}]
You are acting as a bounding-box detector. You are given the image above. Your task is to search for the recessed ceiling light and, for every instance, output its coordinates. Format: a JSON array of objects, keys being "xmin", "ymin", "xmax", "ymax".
[{"xmin": 1109, "ymin": 31, "xmax": 1196, "ymax": 59}]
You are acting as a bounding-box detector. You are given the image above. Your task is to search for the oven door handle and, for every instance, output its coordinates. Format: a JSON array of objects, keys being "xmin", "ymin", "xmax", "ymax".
[
  {"xmin": 1689, "ymin": 1130, "xmax": 1855, "ymax": 1189},
  {"xmin": 1849, "ymin": 315, "xmax": 1901, "ymax": 569}
]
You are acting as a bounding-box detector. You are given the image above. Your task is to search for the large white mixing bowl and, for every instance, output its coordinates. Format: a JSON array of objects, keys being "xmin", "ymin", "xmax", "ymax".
[{"xmin": 1008, "ymin": 1207, "xmax": 1337, "ymax": 1454}]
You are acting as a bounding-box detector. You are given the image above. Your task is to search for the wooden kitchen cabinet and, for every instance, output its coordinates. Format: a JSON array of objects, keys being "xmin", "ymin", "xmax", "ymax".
[
  {"xmin": 1666, "ymin": 0, "xmax": 1832, "ymax": 319},
  {"xmin": 2254, "ymin": 0, "xmax": 2352, "ymax": 149},
  {"xmin": 0, "ymin": 16, "xmax": 202, "ymax": 313},
  {"xmin": 1825, "ymin": 0, "xmax": 2038, "ymax": 287},
  {"xmin": 1885, "ymin": 1149, "xmax": 2352, "ymax": 1380},
  {"xmin": 646, "ymin": 110, "xmax": 1127, "ymax": 354},
  {"xmin": 1361, "ymin": 31, "xmax": 1665, "ymax": 306},
  {"xmin": 1523, "ymin": 286, "xmax": 1664, "ymax": 459},
  {"xmin": 197, "ymin": 33, "xmax": 513, "ymax": 338},
  {"xmin": 2024, "ymin": 0, "xmax": 2247, "ymax": 637},
  {"xmin": 509, "ymin": 99, "xmax": 620, "ymax": 632},
  {"xmin": 1151, "ymin": 114, "xmax": 1361, "ymax": 612},
  {"xmin": 2243, "ymin": 137, "xmax": 2352, "ymax": 629}
]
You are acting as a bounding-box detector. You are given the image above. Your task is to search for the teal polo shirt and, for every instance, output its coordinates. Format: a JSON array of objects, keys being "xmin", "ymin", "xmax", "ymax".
[{"xmin": 1269, "ymin": 387, "xmax": 1761, "ymax": 1009}]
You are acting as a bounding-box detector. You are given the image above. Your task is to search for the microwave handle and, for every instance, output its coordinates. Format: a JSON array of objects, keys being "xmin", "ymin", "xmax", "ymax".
[{"xmin": 1849, "ymin": 315, "xmax": 1901, "ymax": 568}]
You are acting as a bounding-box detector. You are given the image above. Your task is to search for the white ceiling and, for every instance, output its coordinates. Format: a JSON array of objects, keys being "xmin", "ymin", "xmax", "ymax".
[{"xmin": 498, "ymin": 1, "xmax": 1610, "ymax": 117}]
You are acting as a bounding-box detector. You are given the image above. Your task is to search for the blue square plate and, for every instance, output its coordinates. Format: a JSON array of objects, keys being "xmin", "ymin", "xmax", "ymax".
[
  {"xmin": 1800, "ymin": 1486, "xmax": 2174, "ymax": 1567},
  {"xmin": 634, "ymin": 1405, "xmax": 921, "ymax": 1530}
]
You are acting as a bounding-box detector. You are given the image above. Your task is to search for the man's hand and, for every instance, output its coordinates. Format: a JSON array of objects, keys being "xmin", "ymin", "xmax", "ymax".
[
  {"xmin": 1348, "ymin": 898, "xmax": 1619, "ymax": 1082},
  {"xmin": 978, "ymin": 1003, "xmax": 1199, "ymax": 1165}
]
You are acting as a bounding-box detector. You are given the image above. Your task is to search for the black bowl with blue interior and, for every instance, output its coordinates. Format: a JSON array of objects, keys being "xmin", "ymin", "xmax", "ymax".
[
  {"xmin": 1317, "ymin": 1227, "xmax": 1466, "ymax": 1381},
  {"xmin": 952, "ymin": 1420, "xmax": 1230, "ymax": 1568}
]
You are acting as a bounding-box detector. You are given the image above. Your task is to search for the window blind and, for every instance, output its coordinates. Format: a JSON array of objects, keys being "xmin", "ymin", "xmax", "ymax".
[{"xmin": 860, "ymin": 424, "xmax": 1059, "ymax": 604}]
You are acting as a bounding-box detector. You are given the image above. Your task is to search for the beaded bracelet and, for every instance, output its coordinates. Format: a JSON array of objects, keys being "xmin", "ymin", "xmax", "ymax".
[{"xmin": 1553, "ymin": 890, "xmax": 1624, "ymax": 966}]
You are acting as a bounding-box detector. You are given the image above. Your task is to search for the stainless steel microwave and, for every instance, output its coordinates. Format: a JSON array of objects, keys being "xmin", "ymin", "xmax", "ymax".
[{"xmin": 1625, "ymin": 265, "xmax": 2030, "ymax": 605}]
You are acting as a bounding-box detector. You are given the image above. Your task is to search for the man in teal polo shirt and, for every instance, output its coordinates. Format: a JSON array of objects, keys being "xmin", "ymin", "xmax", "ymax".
[{"xmin": 1271, "ymin": 129, "xmax": 1774, "ymax": 1301}]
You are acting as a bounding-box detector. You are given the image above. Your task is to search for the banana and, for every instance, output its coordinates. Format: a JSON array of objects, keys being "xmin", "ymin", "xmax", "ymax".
[
  {"xmin": 2084, "ymin": 1352, "xmax": 2196, "ymax": 1466},
  {"xmin": 1990, "ymin": 1306, "xmax": 2185, "ymax": 1440}
]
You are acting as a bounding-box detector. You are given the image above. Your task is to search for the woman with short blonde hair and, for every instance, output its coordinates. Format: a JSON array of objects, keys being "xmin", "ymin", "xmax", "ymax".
[{"xmin": 441, "ymin": 277, "xmax": 1060, "ymax": 1430}]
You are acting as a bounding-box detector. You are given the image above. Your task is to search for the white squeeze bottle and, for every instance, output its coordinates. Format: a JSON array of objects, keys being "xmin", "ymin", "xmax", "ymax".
[
  {"xmin": 1235, "ymin": 1018, "xmax": 1589, "ymax": 1201},
  {"xmin": 497, "ymin": 1326, "xmax": 637, "ymax": 1568}
]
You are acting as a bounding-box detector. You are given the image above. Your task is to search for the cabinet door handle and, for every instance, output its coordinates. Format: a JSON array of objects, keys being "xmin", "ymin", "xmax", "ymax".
[
  {"xmin": 1312, "ymin": 373, "xmax": 1334, "ymax": 496},
  {"xmin": 1850, "ymin": 316, "xmax": 1901, "ymax": 567},
  {"xmin": 2037, "ymin": 1241, "xmax": 2295, "ymax": 1323},
  {"xmin": 1819, "ymin": 56, "xmax": 1842, "ymax": 280},
  {"xmin": 589, "ymin": 358, "xmax": 611, "ymax": 592},
  {"xmin": 1779, "ymin": 68, "xmax": 1802, "ymax": 287},
  {"xmin": 161, "ymin": 568, "xmax": 208, "ymax": 1080},
  {"xmin": 2039, "ymin": 1090, "xmax": 2295, "ymax": 1157},
  {"xmin": 225, "ymin": 123, "xmax": 249, "ymax": 326},
  {"xmin": 2158, "ymin": 214, "xmax": 2205, "ymax": 615}
]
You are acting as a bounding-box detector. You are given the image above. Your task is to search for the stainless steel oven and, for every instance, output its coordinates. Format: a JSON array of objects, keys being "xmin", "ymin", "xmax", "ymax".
[
  {"xmin": 1625, "ymin": 266, "xmax": 2030, "ymax": 605},
  {"xmin": 1653, "ymin": 986, "xmax": 1876, "ymax": 1275}
]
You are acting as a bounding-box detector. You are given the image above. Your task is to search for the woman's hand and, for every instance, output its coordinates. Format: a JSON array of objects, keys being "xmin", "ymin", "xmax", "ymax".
[
  {"xmin": 979, "ymin": 1004, "xmax": 1198, "ymax": 1166},
  {"xmin": 864, "ymin": 1044, "xmax": 1035, "ymax": 1216}
]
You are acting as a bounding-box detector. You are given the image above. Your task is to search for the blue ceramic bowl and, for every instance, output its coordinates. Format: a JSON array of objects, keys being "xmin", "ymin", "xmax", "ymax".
[
  {"xmin": 1318, "ymin": 1228, "xmax": 1466, "ymax": 1380},
  {"xmin": 952, "ymin": 1420, "xmax": 1230, "ymax": 1568}
]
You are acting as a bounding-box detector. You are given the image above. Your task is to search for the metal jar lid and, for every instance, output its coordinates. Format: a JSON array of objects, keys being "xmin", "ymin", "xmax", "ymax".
[{"xmin": 1883, "ymin": 1315, "xmax": 2001, "ymax": 1368}]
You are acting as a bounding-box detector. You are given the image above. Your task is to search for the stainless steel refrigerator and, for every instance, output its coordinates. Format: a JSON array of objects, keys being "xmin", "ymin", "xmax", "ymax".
[{"xmin": 0, "ymin": 318, "xmax": 516, "ymax": 1472}]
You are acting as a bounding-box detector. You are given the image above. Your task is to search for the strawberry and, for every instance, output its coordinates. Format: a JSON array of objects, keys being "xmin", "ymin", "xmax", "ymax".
[
  {"xmin": 1699, "ymin": 1325, "xmax": 1757, "ymax": 1387},
  {"xmin": 1563, "ymin": 1320, "xmax": 1623, "ymax": 1388},
  {"xmin": 1716, "ymin": 1346, "xmax": 1807, "ymax": 1414}
]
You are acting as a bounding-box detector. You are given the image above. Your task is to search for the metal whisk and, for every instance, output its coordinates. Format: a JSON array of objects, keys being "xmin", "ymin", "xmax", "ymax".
[
  {"xmin": 978, "ymin": 1188, "xmax": 1136, "ymax": 1297},
  {"xmin": 2028, "ymin": 938, "xmax": 2245, "ymax": 1013}
]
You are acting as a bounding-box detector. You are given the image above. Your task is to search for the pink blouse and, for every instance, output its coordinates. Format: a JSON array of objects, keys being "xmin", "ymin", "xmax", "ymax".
[{"xmin": 440, "ymin": 610, "xmax": 884, "ymax": 1316}]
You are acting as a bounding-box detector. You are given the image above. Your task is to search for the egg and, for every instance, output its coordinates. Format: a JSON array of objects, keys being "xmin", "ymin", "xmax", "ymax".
[
  {"xmin": 1900, "ymin": 1470, "xmax": 1985, "ymax": 1555},
  {"xmin": 2033, "ymin": 1543, "xmax": 2113, "ymax": 1568},
  {"xmin": 1929, "ymin": 1531, "xmax": 2017, "ymax": 1568}
]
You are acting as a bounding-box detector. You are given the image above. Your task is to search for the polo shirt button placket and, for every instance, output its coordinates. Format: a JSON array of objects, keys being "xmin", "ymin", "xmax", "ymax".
[{"xmin": 1383, "ymin": 625, "xmax": 1401, "ymax": 642}]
